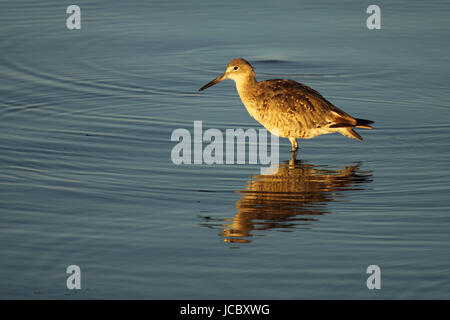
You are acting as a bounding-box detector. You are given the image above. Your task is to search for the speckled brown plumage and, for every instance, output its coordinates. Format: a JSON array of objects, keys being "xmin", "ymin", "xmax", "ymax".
[{"xmin": 199, "ymin": 58, "xmax": 374, "ymax": 151}]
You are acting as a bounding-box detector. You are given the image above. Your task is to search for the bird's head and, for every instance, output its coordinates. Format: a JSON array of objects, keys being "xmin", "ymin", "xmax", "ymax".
[{"xmin": 199, "ymin": 58, "xmax": 255, "ymax": 91}]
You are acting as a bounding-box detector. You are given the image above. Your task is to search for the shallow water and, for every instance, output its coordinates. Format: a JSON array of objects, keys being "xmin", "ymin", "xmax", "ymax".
[{"xmin": 1, "ymin": 0, "xmax": 449, "ymax": 299}]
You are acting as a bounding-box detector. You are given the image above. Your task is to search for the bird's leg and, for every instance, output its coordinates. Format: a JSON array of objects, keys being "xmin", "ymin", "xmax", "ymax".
[
  {"xmin": 289, "ymin": 137, "xmax": 298, "ymax": 152},
  {"xmin": 289, "ymin": 150, "xmax": 298, "ymax": 165}
]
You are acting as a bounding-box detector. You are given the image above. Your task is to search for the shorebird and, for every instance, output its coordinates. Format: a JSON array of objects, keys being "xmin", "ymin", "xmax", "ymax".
[{"xmin": 199, "ymin": 58, "xmax": 374, "ymax": 151}]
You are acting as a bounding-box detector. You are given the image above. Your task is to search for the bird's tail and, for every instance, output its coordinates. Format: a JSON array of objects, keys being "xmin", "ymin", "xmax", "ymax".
[
  {"xmin": 354, "ymin": 118, "xmax": 374, "ymax": 129},
  {"xmin": 329, "ymin": 117, "xmax": 374, "ymax": 141},
  {"xmin": 340, "ymin": 128, "xmax": 363, "ymax": 141},
  {"xmin": 330, "ymin": 118, "xmax": 374, "ymax": 130}
]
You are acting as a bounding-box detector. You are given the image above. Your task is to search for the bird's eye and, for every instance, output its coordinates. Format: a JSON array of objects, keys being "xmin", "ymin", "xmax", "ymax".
[{"xmin": 233, "ymin": 66, "xmax": 239, "ymax": 70}]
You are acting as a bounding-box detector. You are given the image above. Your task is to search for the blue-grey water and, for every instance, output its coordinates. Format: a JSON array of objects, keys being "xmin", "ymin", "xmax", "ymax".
[{"xmin": 1, "ymin": 0, "xmax": 449, "ymax": 299}]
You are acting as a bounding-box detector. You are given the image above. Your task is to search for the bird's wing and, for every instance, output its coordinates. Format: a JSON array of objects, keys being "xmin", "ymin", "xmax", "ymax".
[{"xmin": 258, "ymin": 80, "xmax": 356, "ymax": 132}]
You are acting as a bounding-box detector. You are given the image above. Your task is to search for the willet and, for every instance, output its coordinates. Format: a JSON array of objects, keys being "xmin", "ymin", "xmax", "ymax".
[{"xmin": 199, "ymin": 58, "xmax": 374, "ymax": 151}]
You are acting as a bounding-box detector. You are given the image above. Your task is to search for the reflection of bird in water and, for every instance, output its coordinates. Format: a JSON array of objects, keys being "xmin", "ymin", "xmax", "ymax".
[
  {"xmin": 199, "ymin": 58, "xmax": 374, "ymax": 151},
  {"xmin": 203, "ymin": 153, "xmax": 372, "ymax": 244}
]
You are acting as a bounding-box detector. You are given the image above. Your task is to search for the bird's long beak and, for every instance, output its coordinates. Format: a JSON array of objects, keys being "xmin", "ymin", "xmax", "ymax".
[{"xmin": 199, "ymin": 73, "xmax": 227, "ymax": 91}]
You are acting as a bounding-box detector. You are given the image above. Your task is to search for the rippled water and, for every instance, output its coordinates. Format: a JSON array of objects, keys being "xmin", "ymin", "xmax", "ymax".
[{"xmin": 1, "ymin": 0, "xmax": 449, "ymax": 299}]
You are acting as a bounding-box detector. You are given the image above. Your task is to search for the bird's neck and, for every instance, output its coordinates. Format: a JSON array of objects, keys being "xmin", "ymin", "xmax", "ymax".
[{"xmin": 235, "ymin": 74, "xmax": 258, "ymax": 95}]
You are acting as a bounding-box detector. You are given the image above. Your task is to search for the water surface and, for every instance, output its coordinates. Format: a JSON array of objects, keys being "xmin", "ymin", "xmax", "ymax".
[{"xmin": 0, "ymin": 0, "xmax": 449, "ymax": 299}]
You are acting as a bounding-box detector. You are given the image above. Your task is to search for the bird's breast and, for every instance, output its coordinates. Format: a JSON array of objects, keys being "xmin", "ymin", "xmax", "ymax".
[{"xmin": 237, "ymin": 90, "xmax": 264, "ymax": 119}]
